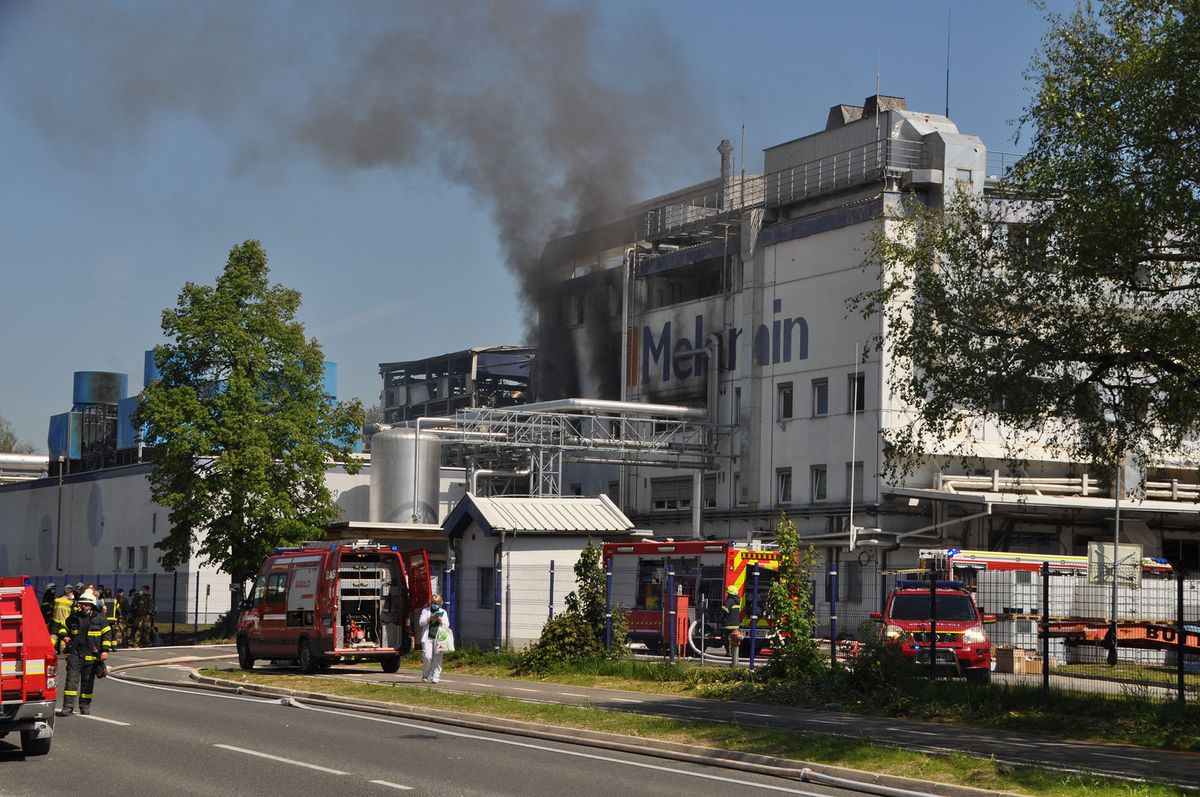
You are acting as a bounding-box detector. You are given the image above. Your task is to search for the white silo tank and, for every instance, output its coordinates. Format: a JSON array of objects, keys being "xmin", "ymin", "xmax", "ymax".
[{"xmin": 369, "ymin": 428, "xmax": 442, "ymax": 523}]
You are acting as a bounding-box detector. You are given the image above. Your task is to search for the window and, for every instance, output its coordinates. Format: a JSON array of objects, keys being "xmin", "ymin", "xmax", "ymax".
[
  {"xmin": 570, "ymin": 483, "xmax": 583, "ymax": 496},
  {"xmin": 265, "ymin": 573, "xmax": 287, "ymax": 604},
  {"xmin": 846, "ymin": 461, "xmax": 863, "ymax": 504},
  {"xmin": 126, "ymin": 546, "xmax": 135, "ymax": 571},
  {"xmin": 250, "ymin": 576, "xmax": 267, "ymax": 606},
  {"xmin": 777, "ymin": 382, "xmax": 793, "ymax": 421},
  {"xmin": 606, "ymin": 481, "xmax": 619, "ymax": 502},
  {"xmin": 811, "ymin": 465, "xmax": 827, "ymax": 502},
  {"xmin": 113, "ymin": 547, "xmax": 122, "ymax": 571},
  {"xmin": 651, "ymin": 477, "xmax": 692, "ymax": 511},
  {"xmin": 139, "ymin": 546, "xmax": 150, "ymax": 572},
  {"xmin": 812, "ymin": 378, "xmax": 828, "ymax": 417},
  {"xmin": 955, "ymin": 167, "xmax": 972, "ymax": 185},
  {"xmin": 847, "ymin": 372, "xmax": 865, "ymax": 413},
  {"xmin": 733, "ymin": 387, "xmax": 742, "ymax": 426},
  {"xmin": 776, "ymin": 468, "xmax": 792, "ymax": 505},
  {"xmin": 478, "ymin": 566, "xmax": 495, "ymax": 609},
  {"xmin": 571, "ymin": 294, "xmax": 586, "ymax": 326},
  {"xmin": 732, "ymin": 472, "xmax": 745, "ymax": 505}
]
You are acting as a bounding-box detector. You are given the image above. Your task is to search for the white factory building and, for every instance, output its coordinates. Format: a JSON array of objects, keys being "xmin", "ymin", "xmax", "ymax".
[{"xmin": 536, "ymin": 94, "xmax": 1200, "ymax": 582}]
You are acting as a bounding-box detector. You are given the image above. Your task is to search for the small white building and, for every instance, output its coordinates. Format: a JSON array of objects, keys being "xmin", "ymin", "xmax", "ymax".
[{"xmin": 442, "ymin": 494, "xmax": 634, "ymax": 650}]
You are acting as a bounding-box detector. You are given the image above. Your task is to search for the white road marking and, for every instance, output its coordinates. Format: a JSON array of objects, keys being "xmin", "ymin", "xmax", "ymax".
[
  {"xmin": 559, "ymin": 692, "xmax": 588, "ymax": 698},
  {"xmin": 732, "ymin": 710, "xmax": 777, "ymax": 717},
  {"xmin": 369, "ymin": 780, "xmax": 414, "ymax": 790},
  {"xmin": 1093, "ymin": 752, "xmax": 1151, "ymax": 762},
  {"xmin": 286, "ymin": 701, "xmax": 831, "ymax": 795},
  {"xmin": 612, "ymin": 697, "xmax": 641, "ymax": 703},
  {"xmin": 803, "ymin": 719, "xmax": 839, "ymax": 725},
  {"xmin": 509, "ymin": 687, "xmax": 539, "ymax": 693},
  {"xmin": 79, "ymin": 714, "xmax": 131, "ymax": 726},
  {"xmin": 214, "ymin": 744, "xmax": 348, "ymax": 775},
  {"xmin": 660, "ymin": 703, "xmax": 699, "ymax": 710},
  {"xmin": 469, "ymin": 682, "xmax": 492, "ymax": 687}
]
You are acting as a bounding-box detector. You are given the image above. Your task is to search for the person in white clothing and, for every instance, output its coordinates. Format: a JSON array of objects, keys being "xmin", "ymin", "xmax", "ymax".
[{"xmin": 419, "ymin": 594, "xmax": 446, "ymax": 683}]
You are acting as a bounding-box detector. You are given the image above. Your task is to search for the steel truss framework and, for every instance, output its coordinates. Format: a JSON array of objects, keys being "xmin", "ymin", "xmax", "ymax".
[{"xmin": 426, "ymin": 404, "xmax": 715, "ymax": 498}]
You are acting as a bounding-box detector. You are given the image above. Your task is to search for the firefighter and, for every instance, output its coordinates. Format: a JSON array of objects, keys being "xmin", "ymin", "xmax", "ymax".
[
  {"xmin": 40, "ymin": 584, "xmax": 56, "ymax": 623},
  {"xmin": 51, "ymin": 586, "xmax": 75, "ymax": 653},
  {"xmin": 114, "ymin": 588, "xmax": 130, "ymax": 647},
  {"xmin": 56, "ymin": 589, "xmax": 114, "ymax": 717},
  {"xmin": 719, "ymin": 586, "xmax": 743, "ymax": 664},
  {"xmin": 103, "ymin": 586, "xmax": 121, "ymax": 646},
  {"xmin": 133, "ymin": 585, "xmax": 157, "ymax": 647}
]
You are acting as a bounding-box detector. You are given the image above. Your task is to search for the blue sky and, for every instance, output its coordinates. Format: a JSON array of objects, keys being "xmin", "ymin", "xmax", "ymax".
[{"xmin": 0, "ymin": 1, "xmax": 1067, "ymax": 451}]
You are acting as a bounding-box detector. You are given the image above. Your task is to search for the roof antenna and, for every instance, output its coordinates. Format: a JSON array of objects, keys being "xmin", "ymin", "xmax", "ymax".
[{"xmin": 945, "ymin": 8, "xmax": 951, "ymax": 117}]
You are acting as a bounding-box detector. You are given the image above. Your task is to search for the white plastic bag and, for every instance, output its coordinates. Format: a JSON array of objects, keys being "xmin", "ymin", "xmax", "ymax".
[{"xmin": 435, "ymin": 626, "xmax": 455, "ymax": 653}]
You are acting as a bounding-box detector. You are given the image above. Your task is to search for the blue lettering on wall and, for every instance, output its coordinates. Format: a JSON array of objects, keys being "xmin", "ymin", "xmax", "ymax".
[{"xmin": 639, "ymin": 303, "xmax": 809, "ymax": 385}]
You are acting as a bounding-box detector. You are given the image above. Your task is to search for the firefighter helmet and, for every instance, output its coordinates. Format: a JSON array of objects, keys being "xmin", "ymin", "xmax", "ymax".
[{"xmin": 726, "ymin": 586, "xmax": 738, "ymax": 596}]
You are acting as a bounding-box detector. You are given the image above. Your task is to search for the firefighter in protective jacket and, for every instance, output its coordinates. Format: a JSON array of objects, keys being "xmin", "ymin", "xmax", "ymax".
[
  {"xmin": 57, "ymin": 589, "xmax": 113, "ymax": 716},
  {"xmin": 719, "ymin": 586, "xmax": 743, "ymax": 658}
]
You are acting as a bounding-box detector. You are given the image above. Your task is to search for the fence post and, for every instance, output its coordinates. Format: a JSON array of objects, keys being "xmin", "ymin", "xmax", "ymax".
[
  {"xmin": 167, "ymin": 572, "xmax": 175, "ymax": 645},
  {"xmin": 193, "ymin": 570, "xmax": 200, "ymax": 645},
  {"xmin": 1178, "ymin": 572, "xmax": 1187, "ymax": 706},
  {"xmin": 1041, "ymin": 561, "xmax": 1050, "ymax": 691},
  {"xmin": 830, "ymin": 553, "xmax": 839, "ymax": 671},
  {"xmin": 493, "ymin": 552, "xmax": 502, "ymax": 654},
  {"xmin": 928, "ymin": 570, "xmax": 937, "ymax": 680},
  {"xmin": 667, "ymin": 567, "xmax": 676, "ymax": 664},
  {"xmin": 604, "ymin": 558, "xmax": 613, "ymax": 653},
  {"xmin": 442, "ymin": 563, "xmax": 454, "ymax": 634},
  {"xmin": 548, "ymin": 560, "xmax": 555, "ymax": 621},
  {"xmin": 749, "ymin": 563, "xmax": 760, "ymax": 670}
]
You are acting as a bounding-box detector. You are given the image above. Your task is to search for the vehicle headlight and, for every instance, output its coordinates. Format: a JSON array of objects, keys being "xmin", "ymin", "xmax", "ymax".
[
  {"xmin": 884, "ymin": 624, "xmax": 908, "ymax": 642},
  {"xmin": 962, "ymin": 625, "xmax": 988, "ymax": 645}
]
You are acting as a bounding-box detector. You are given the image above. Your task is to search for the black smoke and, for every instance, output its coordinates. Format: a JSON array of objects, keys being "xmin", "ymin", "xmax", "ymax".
[{"xmin": 1, "ymin": 1, "xmax": 705, "ymax": 351}]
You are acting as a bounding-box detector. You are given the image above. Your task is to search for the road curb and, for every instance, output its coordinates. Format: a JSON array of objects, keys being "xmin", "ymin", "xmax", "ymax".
[{"xmin": 144, "ymin": 668, "xmax": 1023, "ymax": 797}]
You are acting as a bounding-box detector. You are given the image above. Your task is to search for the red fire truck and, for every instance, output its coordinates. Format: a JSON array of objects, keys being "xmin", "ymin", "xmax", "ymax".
[
  {"xmin": 236, "ymin": 540, "xmax": 431, "ymax": 674},
  {"xmin": 602, "ymin": 540, "xmax": 783, "ymax": 656},
  {"xmin": 0, "ymin": 576, "xmax": 57, "ymax": 755}
]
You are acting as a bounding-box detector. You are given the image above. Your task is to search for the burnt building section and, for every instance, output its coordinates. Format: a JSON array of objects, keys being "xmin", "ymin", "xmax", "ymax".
[
  {"xmin": 47, "ymin": 371, "xmax": 128, "ymax": 475},
  {"xmin": 535, "ymin": 92, "xmax": 1200, "ymax": 578},
  {"xmin": 379, "ymin": 346, "xmax": 534, "ymax": 424}
]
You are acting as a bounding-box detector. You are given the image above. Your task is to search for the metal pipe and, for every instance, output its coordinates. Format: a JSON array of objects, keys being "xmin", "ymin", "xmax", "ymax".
[
  {"xmin": 515, "ymin": 397, "xmax": 708, "ymax": 420},
  {"xmin": 469, "ymin": 467, "xmax": 532, "ymax": 495}
]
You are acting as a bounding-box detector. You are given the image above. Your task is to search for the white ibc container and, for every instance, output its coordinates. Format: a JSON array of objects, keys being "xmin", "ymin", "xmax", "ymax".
[{"xmin": 1073, "ymin": 584, "xmax": 1138, "ymax": 620}]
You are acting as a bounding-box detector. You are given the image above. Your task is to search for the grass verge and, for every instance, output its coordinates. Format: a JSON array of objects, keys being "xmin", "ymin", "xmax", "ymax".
[{"xmin": 201, "ymin": 666, "xmax": 1196, "ymax": 797}]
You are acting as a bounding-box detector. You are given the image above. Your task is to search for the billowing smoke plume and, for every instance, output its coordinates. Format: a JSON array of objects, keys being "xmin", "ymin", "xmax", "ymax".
[{"xmin": 0, "ymin": 1, "xmax": 706, "ymax": 397}]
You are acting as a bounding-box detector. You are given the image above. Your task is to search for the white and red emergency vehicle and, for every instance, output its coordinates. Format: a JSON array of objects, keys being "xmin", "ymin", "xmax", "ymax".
[
  {"xmin": 236, "ymin": 540, "xmax": 432, "ymax": 674},
  {"xmin": 0, "ymin": 576, "xmax": 57, "ymax": 755},
  {"xmin": 603, "ymin": 540, "xmax": 783, "ymax": 655},
  {"xmin": 919, "ymin": 548, "xmax": 1173, "ymax": 587}
]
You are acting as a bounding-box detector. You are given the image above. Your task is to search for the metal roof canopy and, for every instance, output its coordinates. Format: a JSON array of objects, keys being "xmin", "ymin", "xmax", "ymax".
[
  {"xmin": 443, "ymin": 494, "xmax": 634, "ymax": 537},
  {"xmin": 413, "ymin": 398, "xmax": 715, "ymax": 497}
]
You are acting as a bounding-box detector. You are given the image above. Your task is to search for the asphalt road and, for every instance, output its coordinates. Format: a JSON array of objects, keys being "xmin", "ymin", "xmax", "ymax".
[{"xmin": 0, "ymin": 648, "xmax": 865, "ymax": 797}]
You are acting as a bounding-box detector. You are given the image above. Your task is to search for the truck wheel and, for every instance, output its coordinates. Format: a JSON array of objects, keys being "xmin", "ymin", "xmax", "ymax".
[
  {"xmin": 21, "ymin": 731, "xmax": 51, "ymax": 756},
  {"xmin": 237, "ymin": 637, "xmax": 255, "ymax": 671},
  {"xmin": 966, "ymin": 667, "xmax": 991, "ymax": 685},
  {"xmin": 298, "ymin": 639, "xmax": 318, "ymax": 675},
  {"xmin": 380, "ymin": 655, "xmax": 401, "ymax": 673}
]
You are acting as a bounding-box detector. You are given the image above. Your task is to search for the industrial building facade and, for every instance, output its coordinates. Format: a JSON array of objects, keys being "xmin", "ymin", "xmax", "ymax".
[{"xmin": 537, "ymin": 94, "xmax": 1200, "ymax": 573}]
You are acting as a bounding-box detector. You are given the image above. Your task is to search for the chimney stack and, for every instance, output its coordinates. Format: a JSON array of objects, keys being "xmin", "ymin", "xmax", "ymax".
[{"xmin": 718, "ymin": 139, "xmax": 734, "ymax": 210}]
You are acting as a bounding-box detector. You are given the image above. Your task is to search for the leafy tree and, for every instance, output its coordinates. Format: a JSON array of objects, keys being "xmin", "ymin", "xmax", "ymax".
[
  {"xmin": 854, "ymin": 0, "xmax": 1200, "ymax": 477},
  {"xmin": 0, "ymin": 413, "xmax": 36, "ymax": 454},
  {"xmin": 764, "ymin": 514, "xmax": 823, "ymax": 683},
  {"xmin": 137, "ymin": 241, "xmax": 363, "ymax": 584},
  {"xmin": 518, "ymin": 539, "xmax": 626, "ymax": 671}
]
